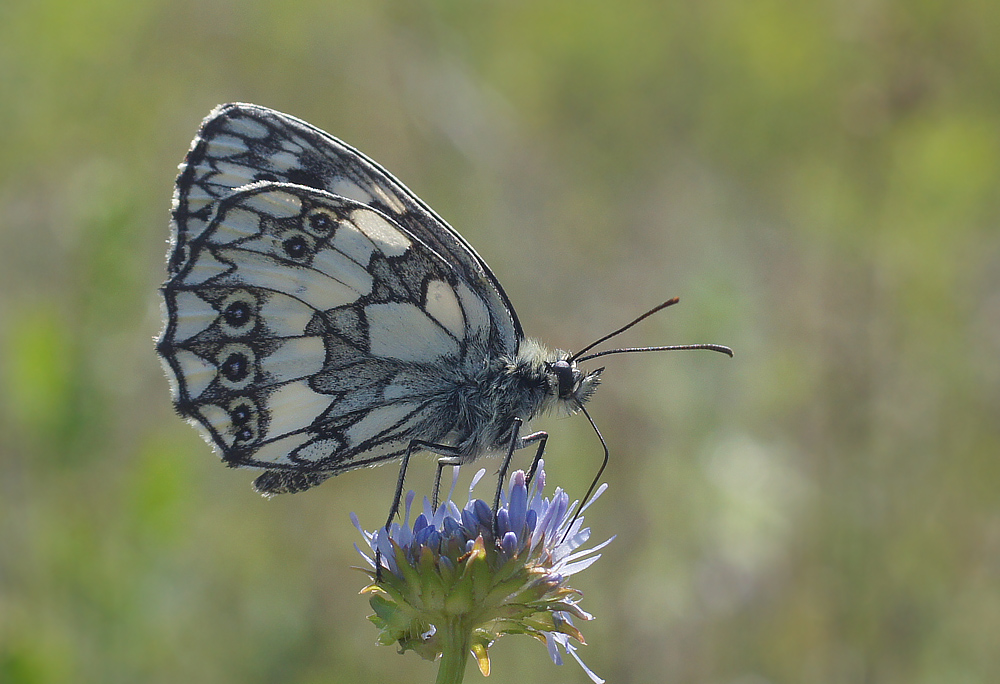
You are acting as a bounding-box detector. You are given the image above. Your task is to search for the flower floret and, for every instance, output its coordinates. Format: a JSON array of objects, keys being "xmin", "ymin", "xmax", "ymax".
[{"xmin": 354, "ymin": 461, "xmax": 610, "ymax": 683}]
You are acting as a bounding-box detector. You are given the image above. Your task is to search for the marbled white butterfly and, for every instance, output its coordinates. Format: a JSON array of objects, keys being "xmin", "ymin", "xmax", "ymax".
[{"xmin": 157, "ymin": 103, "xmax": 731, "ymax": 506}]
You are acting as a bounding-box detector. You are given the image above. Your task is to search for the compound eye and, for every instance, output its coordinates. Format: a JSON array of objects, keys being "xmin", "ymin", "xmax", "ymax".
[{"xmin": 552, "ymin": 359, "xmax": 575, "ymax": 399}]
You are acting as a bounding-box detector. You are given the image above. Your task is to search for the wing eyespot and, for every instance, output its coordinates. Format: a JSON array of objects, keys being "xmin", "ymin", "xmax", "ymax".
[
  {"xmin": 224, "ymin": 301, "xmax": 252, "ymax": 327},
  {"xmin": 229, "ymin": 397, "xmax": 260, "ymax": 444},
  {"xmin": 217, "ymin": 343, "xmax": 255, "ymax": 389},
  {"xmin": 219, "ymin": 291, "xmax": 257, "ymax": 335},
  {"xmin": 229, "ymin": 397, "xmax": 255, "ymax": 424},
  {"xmin": 305, "ymin": 208, "xmax": 337, "ymax": 237},
  {"xmin": 279, "ymin": 230, "xmax": 314, "ymax": 261},
  {"xmin": 221, "ymin": 353, "xmax": 250, "ymax": 380}
]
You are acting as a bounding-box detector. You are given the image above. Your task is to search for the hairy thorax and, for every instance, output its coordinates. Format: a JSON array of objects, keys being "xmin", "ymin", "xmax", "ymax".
[{"xmin": 441, "ymin": 340, "xmax": 560, "ymax": 462}]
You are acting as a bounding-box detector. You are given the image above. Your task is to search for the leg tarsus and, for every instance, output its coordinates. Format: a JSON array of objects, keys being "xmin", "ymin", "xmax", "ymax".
[
  {"xmin": 376, "ymin": 439, "xmax": 462, "ymax": 582},
  {"xmin": 493, "ymin": 419, "xmax": 523, "ymax": 531},
  {"xmin": 492, "ymin": 420, "xmax": 547, "ymax": 538},
  {"xmin": 525, "ymin": 433, "xmax": 548, "ymax": 484},
  {"xmin": 432, "ymin": 457, "xmax": 462, "ymax": 510}
]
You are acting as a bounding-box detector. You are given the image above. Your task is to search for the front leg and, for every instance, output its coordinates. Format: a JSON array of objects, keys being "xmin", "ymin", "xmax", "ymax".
[{"xmin": 492, "ymin": 418, "xmax": 548, "ymax": 536}]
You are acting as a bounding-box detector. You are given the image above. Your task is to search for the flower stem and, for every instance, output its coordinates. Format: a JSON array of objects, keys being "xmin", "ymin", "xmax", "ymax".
[{"xmin": 435, "ymin": 618, "xmax": 471, "ymax": 684}]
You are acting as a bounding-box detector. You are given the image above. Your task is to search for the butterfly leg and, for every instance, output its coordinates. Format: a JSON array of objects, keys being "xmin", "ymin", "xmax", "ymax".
[
  {"xmin": 492, "ymin": 419, "xmax": 547, "ymax": 537},
  {"xmin": 432, "ymin": 457, "xmax": 463, "ymax": 510},
  {"xmin": 525, "ymin": 433, "xmax": 548, "ymax": 485},
  {"xmin": 376, "ymin": 439, "xmax": 462, "ymax": 581}
]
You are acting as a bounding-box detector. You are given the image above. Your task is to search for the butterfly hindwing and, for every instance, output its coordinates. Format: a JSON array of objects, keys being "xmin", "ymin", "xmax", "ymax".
[{"xmin": 160, "ymin": 183, "xmax": 502, "ymax": 482}]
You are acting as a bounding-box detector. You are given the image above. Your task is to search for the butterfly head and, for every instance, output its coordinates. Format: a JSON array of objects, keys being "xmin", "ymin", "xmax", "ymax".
[{"xmin": 546, "ymin": 356, "xmax": 603, "ymax": 413}]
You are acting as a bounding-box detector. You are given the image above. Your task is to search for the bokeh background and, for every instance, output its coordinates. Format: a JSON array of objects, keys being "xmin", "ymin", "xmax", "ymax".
[{"xmin": 2, "ymin": 1, "xmax": 999, "ymax": 682}]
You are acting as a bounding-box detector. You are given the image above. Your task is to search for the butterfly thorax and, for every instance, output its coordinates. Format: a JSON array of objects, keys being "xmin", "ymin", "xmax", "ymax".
[{"xmin": 442, "ymin": 339, "xmax": 603, "ymax": 462}]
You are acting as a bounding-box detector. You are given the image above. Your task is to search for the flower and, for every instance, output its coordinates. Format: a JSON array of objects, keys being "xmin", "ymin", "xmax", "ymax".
[{"xmin": 352, "ymin": 461, "xmax": 612, "ymax": 684}]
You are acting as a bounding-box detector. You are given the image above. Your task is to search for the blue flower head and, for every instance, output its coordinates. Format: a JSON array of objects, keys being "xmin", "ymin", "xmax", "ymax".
[{"xmin": 352, "ymin": 462, "xmax": 611, "ymax": 683}]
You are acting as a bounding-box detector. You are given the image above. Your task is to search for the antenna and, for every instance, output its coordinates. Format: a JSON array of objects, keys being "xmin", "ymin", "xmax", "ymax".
[
  {"xmin": 570, "ymin": 298, "xmax": 680, "ymax": 362},
  {"xmin": 576, "ymin": 343, "xmax": 733, "ymax": 363},
  {"xmin": 569, "ymin": 298, "xmax": 734, "ymax": 364}
]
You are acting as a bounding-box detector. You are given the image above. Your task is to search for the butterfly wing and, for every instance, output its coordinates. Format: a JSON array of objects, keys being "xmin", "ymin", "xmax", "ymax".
[
  {"xmin": 160, "ymin": 183, "xmax": 505, "ymax": 491},
  {"xmin": 170, "ymin": 102, "xmax": 522, "ymax": 354}
]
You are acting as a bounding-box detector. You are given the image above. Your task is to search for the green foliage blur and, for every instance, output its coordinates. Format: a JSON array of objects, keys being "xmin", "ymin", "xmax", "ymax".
[{"xmin": 2, "ymin": 1, "xmax": 998, "ymax": 682}]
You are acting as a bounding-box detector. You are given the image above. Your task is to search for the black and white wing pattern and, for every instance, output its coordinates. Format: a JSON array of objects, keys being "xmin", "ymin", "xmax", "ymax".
[
  {"xmin": 158, "ymin": 104, "xmax": 525, "ymax": 494},
  {"xmin": 169, "ymin": 103, "xmax": 521, "ymax": 350}
]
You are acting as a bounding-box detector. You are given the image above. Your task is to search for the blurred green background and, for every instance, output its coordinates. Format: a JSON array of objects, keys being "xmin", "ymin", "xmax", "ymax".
[{"xmin": 2, "ymin": 1, "xmax": 998, "ymax": 682}]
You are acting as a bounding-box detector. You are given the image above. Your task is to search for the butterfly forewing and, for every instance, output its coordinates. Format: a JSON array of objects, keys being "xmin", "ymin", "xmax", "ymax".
[
  {"xmin": 170, "ymin": 103, "xmax": 521, "ymax": 352},
  {"xmin": 160, "ymin": 182, "xmax": 504, "ymax": 480}
]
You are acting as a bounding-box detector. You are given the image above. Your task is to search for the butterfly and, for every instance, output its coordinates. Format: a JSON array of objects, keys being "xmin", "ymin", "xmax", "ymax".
[{"xmin": 157, "ymin": 103, "xmax": 732, "ymax": 508}]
